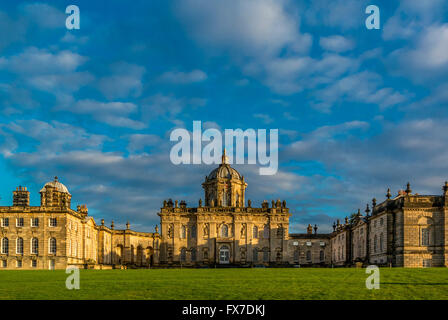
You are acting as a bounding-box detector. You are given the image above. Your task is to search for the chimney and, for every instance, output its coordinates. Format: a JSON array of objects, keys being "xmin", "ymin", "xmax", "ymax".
[{"xmin": 13, "ymin": 186, "xmax": 30, "ymax": 207}]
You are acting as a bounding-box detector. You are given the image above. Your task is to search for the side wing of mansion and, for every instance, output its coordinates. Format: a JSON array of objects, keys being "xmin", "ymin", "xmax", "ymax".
[{"xmin": 0, "ymin": 158, "xmax": 447, "ymax": 269}]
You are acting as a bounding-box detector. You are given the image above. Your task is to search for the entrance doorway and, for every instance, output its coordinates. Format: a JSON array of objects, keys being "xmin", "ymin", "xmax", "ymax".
[{"xmin": 219, "ymin": 245, "xmax": 230, "ymax": 264}]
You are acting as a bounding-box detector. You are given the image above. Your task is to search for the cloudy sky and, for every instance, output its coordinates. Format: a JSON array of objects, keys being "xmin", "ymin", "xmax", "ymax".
[{"xmin": 0, "ymin": 0, "xmax": 448, "ymax": 233}]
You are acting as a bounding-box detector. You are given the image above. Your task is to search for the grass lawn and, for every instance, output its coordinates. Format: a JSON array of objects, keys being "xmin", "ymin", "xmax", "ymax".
[{"xmin": 0, "ymin": 268, "xmax": 446, "ymax": 300}]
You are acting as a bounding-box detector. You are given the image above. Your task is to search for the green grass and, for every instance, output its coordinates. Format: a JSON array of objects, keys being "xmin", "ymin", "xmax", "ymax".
[{"xmin": 0, "ymin": 268, "xmax": 447, "ymax": 300}]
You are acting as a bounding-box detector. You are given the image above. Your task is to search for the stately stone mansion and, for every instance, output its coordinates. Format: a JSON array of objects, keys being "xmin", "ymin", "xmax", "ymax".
[{"xmin": 0, "ymin": 154, "xmax": 447, "ymax": 269}]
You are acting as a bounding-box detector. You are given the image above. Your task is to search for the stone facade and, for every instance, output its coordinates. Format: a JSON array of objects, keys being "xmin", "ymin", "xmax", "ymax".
[
  {"xmin": 0, "ymin": 177, "xmax": 159, "ymax": 270},
  {"xmin": 330, "ymin": 184, "xmax": 448, "ymax": 268},
  {"xmin": 158, "ymin": 154, "xmax": 331, "ymax": 267},
  {"xmin": 1, "ymin": 165, "xmax": 447, "ymax": 269}
]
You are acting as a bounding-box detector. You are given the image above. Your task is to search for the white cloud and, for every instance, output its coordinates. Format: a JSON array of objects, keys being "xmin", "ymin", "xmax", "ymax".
[
  {"xmin": 319, "ymin": 35, "xmax": 354, "ymax": 52},
  {"xmin": 304, "ymin": 0, "xmax": 365, "ymax": 30},
  {"xmin": 177, "ymin": 0, "xmax": 316, "ymax": 95},
  {"xmin": 141, "ymin": 94, "xmax": 207, "ymax": 123},
  {"xmin": 98, "ymin": 62, "xmax": 145, "ymax": 100},
  {"xmin": 178, "ymin": 0, "xmax": 311, "ymax": 57},
  {"xmin": 66, "ymin": 100, "xmax": 146, "ymax": 130},
  {"xmin": 311, "ymin": 71, "xmax": 408, "ymax": 112},
  {"xmin": 387, "ymin": 24, "xmax": 448, "ymax": 82},
  {"xmin": 5, "ymin": 120, "xmax": 107, "ymax": 153},
  {"xmin": 21, "ymin": 3, "xmax": 65, "ymax": 29},
  {"xmin": 383, "ymin": 0, "xmax": 446, "ymax": 40},
  {"xmin": 2, "ymin": 47, "xmax": 87, "ymax": 74},
  {"xmin": 253, "ymin": 113, "xmax": 274, "ymax": 124}
]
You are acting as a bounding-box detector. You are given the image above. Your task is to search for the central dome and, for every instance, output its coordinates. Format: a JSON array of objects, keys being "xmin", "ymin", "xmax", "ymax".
[
  {"xmin": 208, "ymin": 164, "xmax": 242, "ymax": 180},
  {"xmin": 40, "ymin": 176, "xmax": 71, "ymax": 195},
  {"xmin": 207, "ymin": 149, "xmax": 242, "ymax": 180}
]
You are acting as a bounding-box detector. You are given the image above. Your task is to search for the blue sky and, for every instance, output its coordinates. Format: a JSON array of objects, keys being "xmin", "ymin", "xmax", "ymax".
[{"xmin": 1, "ymin": 0, "xmax": 448, "ymax": 233}]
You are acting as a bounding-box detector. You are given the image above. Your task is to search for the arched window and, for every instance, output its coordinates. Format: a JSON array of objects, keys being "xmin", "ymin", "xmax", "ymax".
[
  {"xmin": 31, "ymin": 238, "xmax": 39, "ymax": 254},
  {"xmin": 293, "ymin": 250, "xmax": 299, "ymax": 262},
  {"xmin": 191, "ymin": 248, "xmax": 197, "ymax": 262},
  {"xmin": 374, "ymin": 235, "xmax": 378, "ymax": 253},
  {"xmin": 379, "ymin": 233, "xmax": 384, "ymax": 252},
  {"xmin": 167, "ymin": 247, "xmax": 173, "ymax": 261},
  {"xmin": 306, "ymin": 250, "xmax": 311, "ymax": 261},
  {"xmin": 190, "ymin": 225, "xmax": 197, "ymax": 238},
  {"xmin": 168, "ymin": 224, "xmax": 174, "ymax": 239},
  {"xmin": 277, "ymin": 225, "xmax": 283, "ymax": 238},
  {"xmin": 418, "ymin": 216, "xmax": 433, "ymax": 246},
  {"xmin": 1, "ymin": 238, "xmax": 8, "ymax": 254},
  {"xmin": 221, "ymin": 224, "xmax": 229, "ymax": 238},
  {"xmin": 49, "ymin": 238, "xmax": 57, "ymax": 255},
  {"xmin": 180, "ymin": 248, "xmax": 187, "ymax": 262},
  {"xmin": 275, "ymin": 248, "xmax": 282, "ymax": 261},
  {"xmin": 16, "ymin": 238, "xmax": 23, "ymax": 255},
  {"xmin": 222, "ymin": 190, "xmax": 227, "ymax": 207},
  {"xmin": 263, "ymin": 248, "xmax": 269, "ymax": 262},
  {"xmin": 253, "ymin": 248, "xmax": 258, "ymax": 262},
  {"xmin": 253, "ymin": 226, "xmax": 258, "ymax": 239},
  {"xmin": 180, "ymin": 225, "xmax": 186, "ymax": 239},
  {"xmin": 320, "ymin": 250, "xmax": 324, "ymax": 261},
  {"xmin": 263, "ymin": 225, "xmax": 270, "ymax": 239}
]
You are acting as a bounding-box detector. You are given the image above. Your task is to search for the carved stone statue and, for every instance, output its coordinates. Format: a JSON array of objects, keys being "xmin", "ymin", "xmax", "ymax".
[{"xmin": 241, "ymin": 224, "xmax": 246, "ymax": 238}]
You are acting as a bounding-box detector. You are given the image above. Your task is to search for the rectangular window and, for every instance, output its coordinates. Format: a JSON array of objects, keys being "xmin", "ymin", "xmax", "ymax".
[
  {"xmin": 1, "ymin": 238, "xmax": 9, "ymax": 254},
  {"xmin": 1, "ymin": 218, "xmax": 9, "ymax": 227},
  {"xmin": 31, "ymin": 260, "xmax": 37, "ymax": 268},
  {"xmin": 2, "ymin": 260, "xmax": 6, "ymax": 268},
  {"xmin": 380, "ymin": 218, "xmax": 384, "ymax": 226},
  {"xmin": 421, "ymin": 228, "xmax": 430, "ymax": 246},
  {"xmin": 17, "ymin": 260, "xmax": 22, "ymax": 268},
  {"xmin": 31, "ymin": 238, "xmax": 39, "ymax": 255},
  {"xmin": 16, "ymin": 218, "xmax": 24, "ymax": 227},
  {"xmin": 31, "ymin": 218, "xmax": 39, "ymax": 227},
  {"xmin": 16, "ymin": 238, "xmax": 23, "ymax": 254},
  {"xmin": 49, "ymin": 218, "xmax": 57, "ymax": 227}
]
